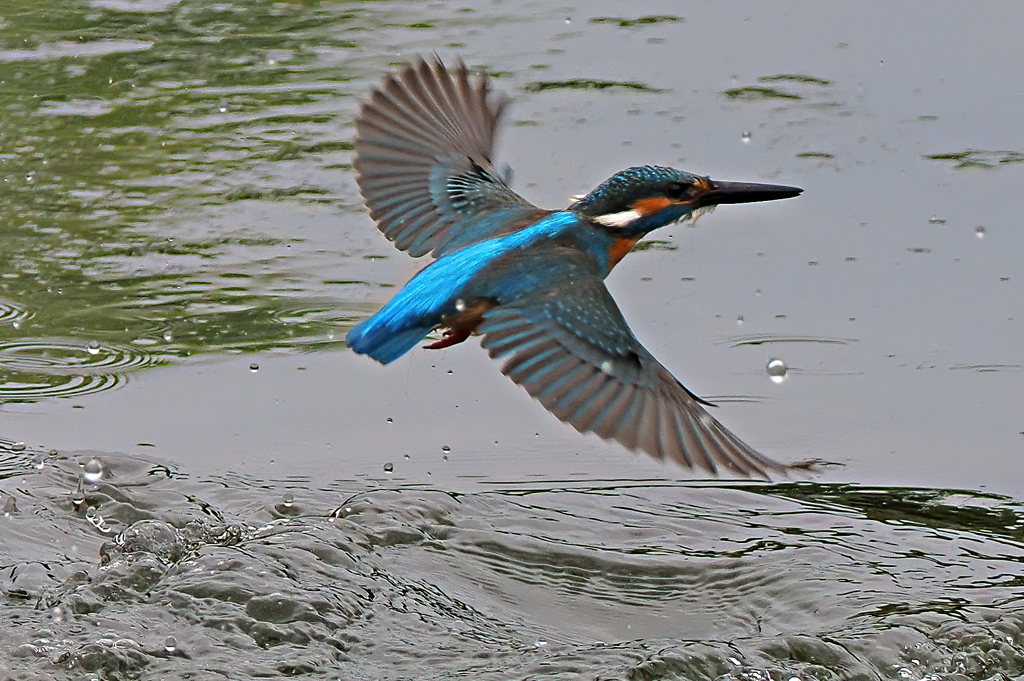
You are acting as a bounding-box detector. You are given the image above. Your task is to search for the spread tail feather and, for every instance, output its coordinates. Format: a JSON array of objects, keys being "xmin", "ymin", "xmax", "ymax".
[{"xmin": 346, "ymin": 318, "xmax": 433, "ymax": 365}]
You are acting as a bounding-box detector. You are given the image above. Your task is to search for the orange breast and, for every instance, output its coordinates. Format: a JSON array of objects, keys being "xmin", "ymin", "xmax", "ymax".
[{"xmin": 607, "ymin": 236, "xmax": 641, "ymax": 271}]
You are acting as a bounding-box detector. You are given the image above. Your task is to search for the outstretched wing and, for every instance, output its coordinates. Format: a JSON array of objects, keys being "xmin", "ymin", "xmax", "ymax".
[
  {"xmin": 354, "ymin": 56, "xmax": 541, "ymax": 258},
  {"xmin": 477, "ymin": 270, "xmax": 787, "ymax": 479}
]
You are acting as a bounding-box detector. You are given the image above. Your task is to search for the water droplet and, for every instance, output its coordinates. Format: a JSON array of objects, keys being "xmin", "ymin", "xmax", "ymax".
[
  {"xmin": 736, "ymin": 315, "xmax": 745, "ymax": 326},
  {"xmin": 86, "ymin": 341, "xmax": 101, "ymax": 356},
  {"xmin": 11, "ymin": 441, "xmax": 25, "ymax": 452},
  {"xmin": 767, "ymin": 358, "xmax": 788, "ymax": 383},
  {"xmin": 281, "ymin": 492, "xmax": 293, "ymax": 508},
  {"xmin": 2, "ymin": 495, "xmax": 16, "ymax": 516},
  {"xmin": 163, "ymin": 635, "xmax": 177, "ymax": 653},
  {"xmin": 441, "ymin": 445, "xmax": 451, "ymax": 453},
  {"xmin": 534, "ymin": 638, "xmax": 548, "ymax": 648},
  {"xmin": 386, "ymin": 417, "xmax": 393, "ymax": 424},
  {"xmin": 975, "ymin": 225, "xmax": 986, "ymax": 238},
  {"xmin": 565, "ymin": 16, "xmax": 571, "ymax": 25},
  {"xmin": 25, "ymin": 170, "xmax": 35, "ymax": 183},
  {"xmin": 83, "ymin": 457, "xmax": 105, "ymax": 483},
  {"xmin": 446, "ymin": 369, "xmax": 453, "ymax": 375},
  {"xmin": 249, "ymin": 363, "xmax": 259, "ymax": 372},
  {"xmin": 218, "ymin": 98, "xmax": 227, "ymax": 113},
  {"xmin": 928, "ymin": 215, "xmax": 946, "ymax": 225},
  {"xmin": 33, "ymin": 451, "xmax": 47, "ymax": 469},
  {"xmin": 85, "ymin": 506, "xmax": 111, "ymax": 533},
  {"xmin": 741, "ymin": 131, "xmax": 752, "ymax": 144},
  {"xmin": 71, "ymin": 478, "xmax": 86, "ymax": 507},
  {"xmin": 383, "ymin": 462, "xmax": 394, "ymax": 474},
  {"xmin": 403, "ymin": 454, "xmax": 410, "ymax": 460},
  {"xmin": 162, "ymin": 330, "xmax": 174, "ymax": 342}
]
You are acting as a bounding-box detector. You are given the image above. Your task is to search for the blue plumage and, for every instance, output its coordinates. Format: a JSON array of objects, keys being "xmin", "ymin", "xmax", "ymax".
[
  {"xmin": 345, "ymin": 56, "xmax": 803, "ymax": 478},
  {"xmin": 346, "ymin": 211, "xmax": 581, "ymax": 363}
]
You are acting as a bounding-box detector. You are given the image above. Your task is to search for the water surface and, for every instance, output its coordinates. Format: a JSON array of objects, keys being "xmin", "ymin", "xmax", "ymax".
[{"xmin": 1, "ymin": 1, "xmax": 1023, "ymax": 678}]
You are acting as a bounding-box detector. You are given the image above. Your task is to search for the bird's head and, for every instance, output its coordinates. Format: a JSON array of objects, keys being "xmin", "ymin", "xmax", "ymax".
[{"xmin": 569, "ymin": 165, "xmax": 802, "ymax": 236}]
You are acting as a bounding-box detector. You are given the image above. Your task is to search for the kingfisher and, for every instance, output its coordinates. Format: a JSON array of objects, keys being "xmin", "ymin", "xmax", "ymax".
[{"xmin": 345, "ymin": 57, "xmax": 802, "ymax": 478}]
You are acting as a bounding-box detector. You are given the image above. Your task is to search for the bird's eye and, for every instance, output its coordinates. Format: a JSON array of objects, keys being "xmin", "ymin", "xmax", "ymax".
[{"xmin": 665, "ymin": 181, "xmax": 688, "ymax": 199}]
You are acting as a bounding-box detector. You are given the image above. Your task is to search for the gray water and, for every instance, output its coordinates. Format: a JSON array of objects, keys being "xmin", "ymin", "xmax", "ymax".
[{"xmin": 2, "ymin": 1, "xmax": 1023, "ymax": 679}]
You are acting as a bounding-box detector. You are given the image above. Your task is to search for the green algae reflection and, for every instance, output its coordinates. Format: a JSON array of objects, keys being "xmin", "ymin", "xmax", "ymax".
[
  {"xmin": 724, "ymin": 74, "xmax": 830, "ymax": 101},
  {"xmin": 525, "ymin": 79, "xmax": 662, "ymax": 93},
  {"xmin": 723, "ymin": 86, "xmax": 802, "ymax": 101},
  {"xmin": 924, "ymin": 150, "xmax": 1024, "ymax": 169},
  {"xmin": 0, "ymin": 0, "xmax": 402, "ymax": 403},
  {"xmin": 589, "ymin": 16, "xmax": 683, "ymax": 28}
]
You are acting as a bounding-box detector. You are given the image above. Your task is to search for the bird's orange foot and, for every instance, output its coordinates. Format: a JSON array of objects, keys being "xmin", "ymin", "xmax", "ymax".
[{"xmin": 423, "ymin": 327, "xmax": 472, "ymax": 350}]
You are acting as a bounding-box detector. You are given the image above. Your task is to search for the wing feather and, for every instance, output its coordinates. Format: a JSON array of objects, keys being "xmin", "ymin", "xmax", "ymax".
[
  {"xmin": 354, "ymin": 56, "xmax": 539, "ymax": 257},
  {"xmin": 478, "ymin": 274, "xmax": 787, "ymax": 479}
]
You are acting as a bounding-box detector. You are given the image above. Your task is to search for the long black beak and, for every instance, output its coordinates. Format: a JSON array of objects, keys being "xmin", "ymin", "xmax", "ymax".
[{"xmin": 699, "ymin": 179, "xmax": 803, "ymax": 206}]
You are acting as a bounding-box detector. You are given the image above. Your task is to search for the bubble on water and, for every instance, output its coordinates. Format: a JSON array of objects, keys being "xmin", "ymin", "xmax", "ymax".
[
  {"xmin": 767, "ymin": 358, "xmax": 788, "ymax": 383},
  {"xmin": 71, "ymin": 478, "xmax": 86, "ymax": 507},
  {"xmin": 11, "ymin": 441, "xmax": 25, "ymax": 452},
  {"xmin": 975, "ymin": 225, "xmax": 986, "ymax": 238},
  {"xmin": 928, "ymin": 215, "xmax": 946, "ymax": 225},
  {"xmin": 85, "ymin": 506, "xmax": 113, "ymax": 533},
  {"xmin": 86, "ymin": 341, "xmax": 101, "ymax": 356},
  {"xmin": 741, "ymin": 131, "xmax": 752, "ymax": 144},
  {"xmin": 163, "ymin": 635, "xmax": 177, "ymax": 653},
  {"xmin": 83, "ymin": 457, "xmax": 105, "ymax": 483},
  {"xmin": 383, "ymin": 462, "xmax": 394, "ymax": 474}
]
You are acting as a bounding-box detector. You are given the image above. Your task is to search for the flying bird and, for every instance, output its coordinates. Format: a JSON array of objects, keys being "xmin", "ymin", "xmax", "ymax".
[{"xmin": 346, "ymin": 57, "xmax": 802, "ymax": 478}]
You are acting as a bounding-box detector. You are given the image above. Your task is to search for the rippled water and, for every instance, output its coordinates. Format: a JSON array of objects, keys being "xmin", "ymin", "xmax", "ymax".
[
  {"xmin": 4, "ymin": 448, "xmax": 1024, "ymax": 679},
  {"xmin": 2, "ymin": 0, "xmax": 1023, "ymax": 678}
]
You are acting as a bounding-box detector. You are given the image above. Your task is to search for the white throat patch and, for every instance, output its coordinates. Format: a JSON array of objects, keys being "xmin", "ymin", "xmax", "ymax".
[{"xmin": 593, "ymin": 209, "xmax": 642, "ymax": 228}]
